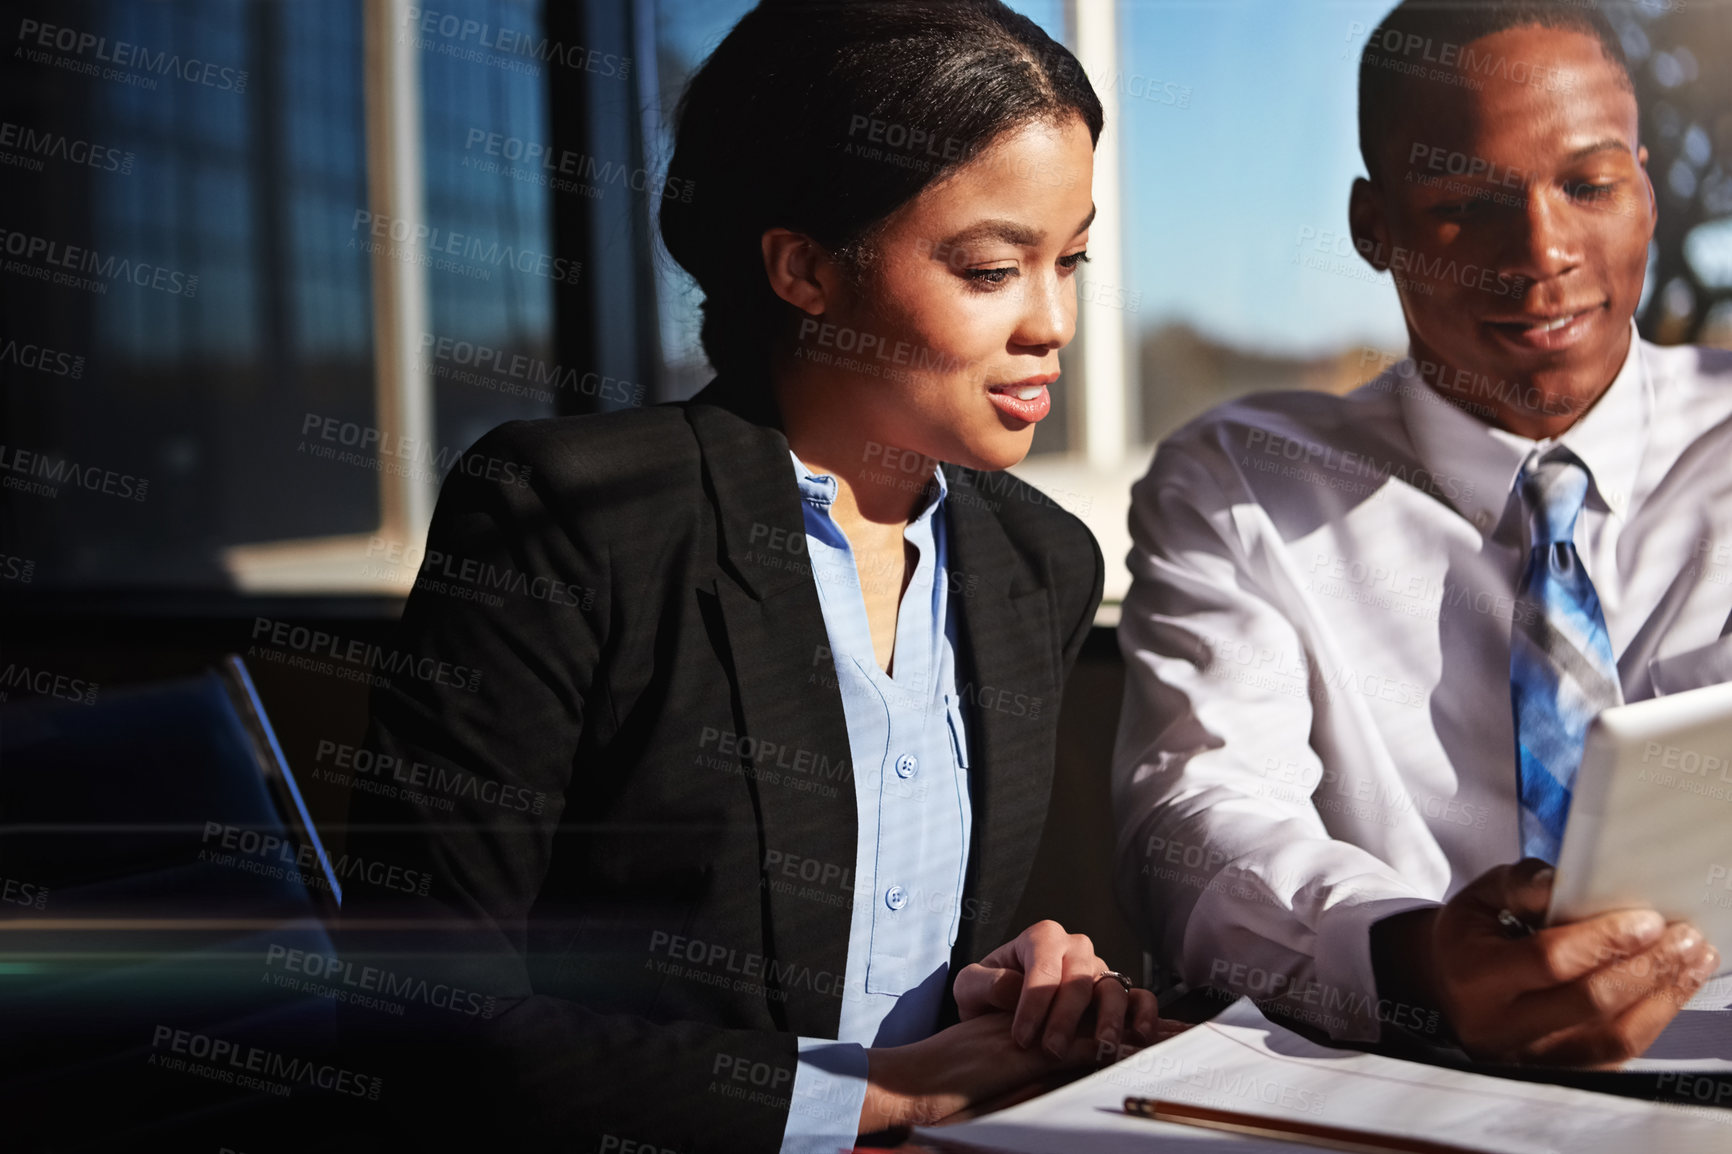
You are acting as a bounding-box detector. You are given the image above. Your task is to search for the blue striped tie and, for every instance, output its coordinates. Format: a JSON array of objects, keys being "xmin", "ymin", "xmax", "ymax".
[{"xmin": 1509, "ymin": 449, "xmax": 1622, "ymax": 863}]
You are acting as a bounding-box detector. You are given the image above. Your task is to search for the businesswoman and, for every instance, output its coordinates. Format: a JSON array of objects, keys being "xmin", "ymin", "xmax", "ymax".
[{"xmin": 340, "ymin": 2, "xmax": 1156, "ymax": 1150}]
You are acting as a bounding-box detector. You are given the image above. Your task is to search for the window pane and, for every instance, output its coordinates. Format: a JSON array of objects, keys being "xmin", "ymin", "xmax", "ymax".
[
  {"xmin": 1, "ymin": 0, "xmax": 377, "ymax": 588},
  {"xmin": 415, "ymin": 0, "xmax": 559, "ymax": 458}
]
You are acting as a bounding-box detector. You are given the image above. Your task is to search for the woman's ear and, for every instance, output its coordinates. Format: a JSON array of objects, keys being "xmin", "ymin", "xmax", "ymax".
[{"xmin": 761, "ymin": 228, "xmax": 834, "ymax": 315}]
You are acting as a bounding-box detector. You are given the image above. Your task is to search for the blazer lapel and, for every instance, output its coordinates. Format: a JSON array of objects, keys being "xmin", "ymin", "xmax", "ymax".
[
  {"xmin": 943, "ymin": 467, "xmax": 1059, "ymax": 974},
  {"xmin": 685, "ymin": 381, "xmax": 858, "ymax": 1037}
]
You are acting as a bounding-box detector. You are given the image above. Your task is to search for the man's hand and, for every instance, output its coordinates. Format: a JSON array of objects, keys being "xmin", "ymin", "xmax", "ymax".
[
  {"xmin": 1376, "ymin": 859, "xmax": 1720, "ymax": 1067},
  {"xmin": 859, "ymin": 1009, "xmax": 1109, "ymax": 1135},
  {"xmin": 952, "ymin": 919, "xmax": 1161, "ymax": 1057}
]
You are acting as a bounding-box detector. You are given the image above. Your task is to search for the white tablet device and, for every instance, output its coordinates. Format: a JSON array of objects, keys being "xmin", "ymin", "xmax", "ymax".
[{"xmin": 1548, "ymin": 678, "xmax": 1732, "ymax": 961}]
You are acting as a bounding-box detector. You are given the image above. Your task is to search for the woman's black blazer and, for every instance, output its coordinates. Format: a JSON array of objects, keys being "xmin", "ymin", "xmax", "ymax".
[{"xmin": 340, "ymin": 374, "xmax": 1105, "ymax": 1152}]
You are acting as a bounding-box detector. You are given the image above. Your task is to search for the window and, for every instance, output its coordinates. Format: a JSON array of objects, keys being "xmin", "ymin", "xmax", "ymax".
[
  {"xmin": 0, "ymin": 0, "xmax": 561, "ymax": 594},
  {"xmin": 3, "ymin": 1, "xmax": 379, "ymax": 589},
  {"xmin": 5, "ymin": 0, "xmax": 1724, "ymax": 606}
]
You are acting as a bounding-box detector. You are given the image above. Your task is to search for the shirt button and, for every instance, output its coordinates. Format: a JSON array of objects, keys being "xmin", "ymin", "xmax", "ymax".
[
  {"xmin": 885, "ymin": 885, "xmax": 908, "ymax": 911},
  {"xmin": 895, "ymin": 753, "xmax": 918, "ymax": 779}
]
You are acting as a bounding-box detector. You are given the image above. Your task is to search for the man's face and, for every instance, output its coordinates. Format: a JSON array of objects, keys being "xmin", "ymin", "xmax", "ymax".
[{"xmin": 1350, "ymin": 26, "xmax": 1656, "ymax": 437}]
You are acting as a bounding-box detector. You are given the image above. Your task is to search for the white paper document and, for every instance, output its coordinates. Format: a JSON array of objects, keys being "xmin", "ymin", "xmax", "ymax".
[{"xmin": 917, "ymin": 999, "xmax": 1732, "ymax": 1154}]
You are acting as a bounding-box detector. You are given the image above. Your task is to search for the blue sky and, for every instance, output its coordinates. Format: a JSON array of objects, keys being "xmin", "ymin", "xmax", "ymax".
[
  {"xmin": 656, "ymin": 0, "xmax": 1414, "ymax": 359},
  {"xmin": 1112, "ymin": 0, "xmax": 1410, "ymax": 355}
]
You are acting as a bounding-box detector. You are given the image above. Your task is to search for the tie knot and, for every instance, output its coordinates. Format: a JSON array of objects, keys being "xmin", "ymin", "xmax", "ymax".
[{"xmin": 1519, "ymin": 453, "xmax": 1590, "ymax": 547}]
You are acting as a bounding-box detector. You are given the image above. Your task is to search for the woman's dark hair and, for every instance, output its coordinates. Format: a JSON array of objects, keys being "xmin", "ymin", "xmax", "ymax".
[{"xmin": 659, "ymin": 0, "xmax": 1103, "ymax": 382}]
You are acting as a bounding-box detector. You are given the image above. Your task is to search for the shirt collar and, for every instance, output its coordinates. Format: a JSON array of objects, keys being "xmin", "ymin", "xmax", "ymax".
[
  {"xmin": 1396, "ymin": 319, "xmax": 1649, "ymax": 533},
  {"xmin": 787, "ymin": 450, "xmax": 948, "ymax": 522},
  {"xmin": 1550, "ymin": 322, "xmax": 1648, "ymax": 521}
]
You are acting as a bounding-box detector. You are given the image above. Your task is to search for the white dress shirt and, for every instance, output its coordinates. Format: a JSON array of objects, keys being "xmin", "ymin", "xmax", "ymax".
[{"xmin": 1114, "ymin": 327, "xmax": 1732, "ymax": 1041}]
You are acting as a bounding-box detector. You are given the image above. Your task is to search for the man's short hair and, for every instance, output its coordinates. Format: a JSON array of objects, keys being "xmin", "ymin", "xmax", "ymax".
[{"xmin": 1358, "ymin": 1, "xmax": 1636, "ymax": 180}]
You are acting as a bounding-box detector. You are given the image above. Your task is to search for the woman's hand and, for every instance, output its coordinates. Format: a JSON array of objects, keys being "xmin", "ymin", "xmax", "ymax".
[
  {"xmin": 952, "ymin": 919, "xmax": 1161, "ymax": 1057},
  {"xmin": 860, "ymin": 1009, "xmax": 1104, "ymax": 1135}
]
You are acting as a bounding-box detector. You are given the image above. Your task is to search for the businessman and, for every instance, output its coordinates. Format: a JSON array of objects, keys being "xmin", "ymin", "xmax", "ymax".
[{"xmin": 1116, "ymin": 0, "xmax": 1729, "ymax": 1067}]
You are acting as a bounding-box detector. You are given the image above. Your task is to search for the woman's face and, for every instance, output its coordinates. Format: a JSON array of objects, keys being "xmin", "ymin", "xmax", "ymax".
[{"xmin": 802, "ymin": 116, "xmax": 1096, "ymax": 472}]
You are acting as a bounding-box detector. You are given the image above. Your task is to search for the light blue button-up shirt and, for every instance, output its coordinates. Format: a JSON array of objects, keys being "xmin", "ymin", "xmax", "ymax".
[{"xmin": 778, "ymin": 451, "xmax": 974, "ymax": 1153}]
